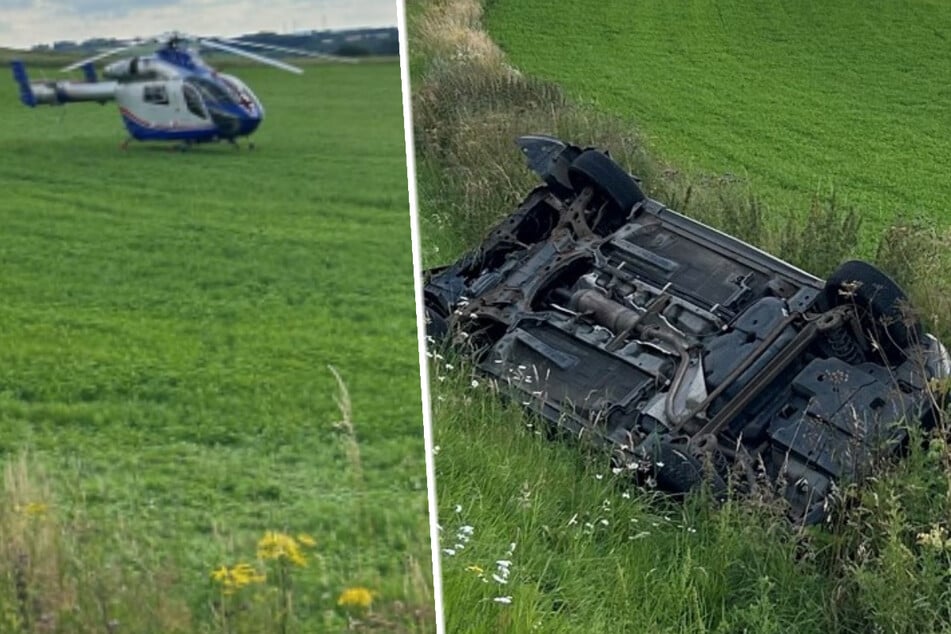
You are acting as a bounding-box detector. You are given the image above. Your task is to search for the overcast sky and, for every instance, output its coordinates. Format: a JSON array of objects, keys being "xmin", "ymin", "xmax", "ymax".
[{"xmin": 0, "ymin": 0, "xmax": 397, "ymax": 49}]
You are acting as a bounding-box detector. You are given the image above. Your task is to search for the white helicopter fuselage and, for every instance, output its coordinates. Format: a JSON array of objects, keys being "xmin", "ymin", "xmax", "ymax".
[
  {"xmin": 107, "ymin": 54, "xmax": 264, "ymax": 142},
  {"xmin": 13, "ymin": 47, "xmax": 267, "ymax": 143},
  {"xmin": 116, "ymin": 79, "xmax": 208, "ymax": 134}
]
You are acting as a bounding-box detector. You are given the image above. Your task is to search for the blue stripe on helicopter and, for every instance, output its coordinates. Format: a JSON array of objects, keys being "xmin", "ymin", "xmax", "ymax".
[
  {"xmin": 120, "ymin": 107, "xmax": 217, "ymax": 141},
  {"xmin": 156, "ymin": 47, "xmax": 202, "ymax": 72}
]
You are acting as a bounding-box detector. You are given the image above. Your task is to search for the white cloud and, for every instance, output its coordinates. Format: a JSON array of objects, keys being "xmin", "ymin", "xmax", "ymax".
[{"xmin": 0, "ymin": 0, "xmax": 397, "ymax": 49}]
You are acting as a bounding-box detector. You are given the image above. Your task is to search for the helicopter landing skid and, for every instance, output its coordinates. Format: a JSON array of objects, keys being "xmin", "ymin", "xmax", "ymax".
[
  {"xmin": 225, "ymin": 139, "xmax": 256, "ymax": 151},
  {"xmin": 169, "ymin": 140, "xmax": 195, "ymax": 153}
]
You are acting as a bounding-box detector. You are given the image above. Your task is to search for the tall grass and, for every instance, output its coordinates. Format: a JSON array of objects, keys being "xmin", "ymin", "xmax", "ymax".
[
  {"xmin": 876, "ymin": 220, "xmax": 951, "ymax": 340},
  {"xmin": 0, "ymin": 373, "xmax": 434, "ymax": 632},
  {"xmin": 0, "ymin": 456, "xmax": 194, "ymax": 633},
  {"xmin": 409, "ymin": 0, "xmax": 951, "ymax": 631}
]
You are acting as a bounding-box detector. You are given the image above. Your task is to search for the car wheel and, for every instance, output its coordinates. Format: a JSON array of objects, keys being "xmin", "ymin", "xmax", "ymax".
[
  {"xmin": 824, "ymin": 260, "xmax": 923, "ymax": 362},
  {"xmin": 568, "ymin": 150, "xmax": 645, "ymax": 233},
  {"xmin": 424, "ymin": 305, "xmax": 449, "ymax": 340},
  {"xmin": 653, "ymin": 442, "xmax": 727, "ymax": 497}
]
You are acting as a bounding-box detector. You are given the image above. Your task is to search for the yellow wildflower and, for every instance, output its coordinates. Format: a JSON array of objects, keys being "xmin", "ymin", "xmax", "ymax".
[
  {"xmin": 211, "ymin": 566, "xmax": 229, "ymax": 583},
  {"xmin": 14, "ymin": 502, "xmax": 49, "ymax": 517},
  {"xmin": 297, "ymin": 533, "xmax": 317, "ymax": 548},
  {"xmin": 210, "ymin": 562, "xmax": 266, "ymax": 595},
  {"xmin": 465, "ymin": 565, "xmax": 484, "ymax": 575},
  {"xmin": 257, "ymin": 531, "xmax": 307, "ymax": 567},
  {"xmin": 337, "ymin": 586, "xmax": 375, "ymax": 610}
]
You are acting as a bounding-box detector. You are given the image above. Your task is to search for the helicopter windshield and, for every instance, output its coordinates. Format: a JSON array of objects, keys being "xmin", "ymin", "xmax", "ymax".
[
  {"xmin": 182, "ymin": 84, "xmax": 207, "ymax": 119},
  {"xmin": 183, "ymin": 76, "xmax": 242, "ymax": 108}
]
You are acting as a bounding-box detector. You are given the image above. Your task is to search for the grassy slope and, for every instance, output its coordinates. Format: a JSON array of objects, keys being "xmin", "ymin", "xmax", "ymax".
[
  {"xmin": 485, "ymin": 0, "xmax": 951, "ymax": 244},
  {"xmin": 0, "ymin": 61, "xmax": 430, "ymax": 628},
  {"xmin": 431, "ymin": 371, "xmax": 837, "ymax": 634},
  {"xmin": 412, "ymin": 1, "xmax": 951, "ymax": 632}
]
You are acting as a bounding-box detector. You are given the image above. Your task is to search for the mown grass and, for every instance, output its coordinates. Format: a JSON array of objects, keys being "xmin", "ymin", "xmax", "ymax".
[
  {"xmin": 0, "ymin": 58, "xmax": 432, "ymax": 631},
  {"xmin": 409, "ymin": 0, "xmax": 951, "ymax": 631},
  {"xmin": 485, "ymin": 0, "xmax": 951, "ymax": 249}
]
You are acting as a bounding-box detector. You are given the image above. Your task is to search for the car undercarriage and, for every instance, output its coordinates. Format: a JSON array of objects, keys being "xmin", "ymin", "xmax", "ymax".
[{"xmin": 425, "ymin": 136, "xmax": 950, "ymax": 524}]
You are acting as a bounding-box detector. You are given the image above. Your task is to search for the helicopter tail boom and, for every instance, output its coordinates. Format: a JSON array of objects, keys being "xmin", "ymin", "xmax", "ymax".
[{"xmin": 10, "ymin": 61, "xmax": 116, "ymax": 107}]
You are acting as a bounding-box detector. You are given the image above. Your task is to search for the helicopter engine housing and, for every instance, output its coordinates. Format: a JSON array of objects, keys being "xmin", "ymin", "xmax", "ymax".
[{"xmin": 103, "ymin": 57, "xmax": 173, "ymax": 81}]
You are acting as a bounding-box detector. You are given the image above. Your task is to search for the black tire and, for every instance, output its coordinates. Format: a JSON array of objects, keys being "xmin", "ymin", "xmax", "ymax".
[
  {"xmin": 824, "ymin": 260, "xmax": 923, "ymax": 362},
  {"xmin": 653, "ymin": 442, "xmax": 727, "ymax": 497},
  {"xmin": 568, "ymin": 150, "xmax": 645, "ymax": 233},
  {"xmin": 424, "ymin": 305, "xmax": 450, "ymax": 341},
  {"xmin": 541, "ymin": 144, "xmax": 581, "ymax": 198}
]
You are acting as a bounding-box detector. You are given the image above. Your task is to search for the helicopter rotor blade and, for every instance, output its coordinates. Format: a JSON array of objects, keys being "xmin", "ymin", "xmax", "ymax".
[
  {"xmin": 198, "ymin": 38, "xmax": 304, "ymax": 74},
  {"xmin": 212, "ymin": 37, "xmax": 358, "ymax": 64},
  {"xmin": 61, "ymin": 42, "xmax": 141, "ymax": 72}
]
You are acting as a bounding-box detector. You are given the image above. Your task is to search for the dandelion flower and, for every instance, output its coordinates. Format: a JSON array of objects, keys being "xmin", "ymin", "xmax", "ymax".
[
  {"xmin": 296, "ymin": 533, "xmax": 317, "ymax": 548},
  {"xmin": 337, "ymin": 586, "xmax": 375, "ymax": 610},
  {"xmin": 466, "ymin": 565, "xmax": 484, "ymax": 575}
]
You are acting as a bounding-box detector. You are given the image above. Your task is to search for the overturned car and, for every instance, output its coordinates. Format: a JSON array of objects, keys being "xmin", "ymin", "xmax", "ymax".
[{"xmin": 424, "ymin": 136, "xmax": 950, "ymax": 524}]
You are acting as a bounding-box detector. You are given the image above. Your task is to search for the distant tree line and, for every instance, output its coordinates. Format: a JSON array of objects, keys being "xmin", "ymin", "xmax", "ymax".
[{"xmin": 32, "ymin": 28, "xmax": 399, "ymax": 58}]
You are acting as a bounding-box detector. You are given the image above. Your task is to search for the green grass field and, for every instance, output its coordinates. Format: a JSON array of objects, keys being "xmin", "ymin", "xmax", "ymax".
[
  {"xmin": 0, "ymin": 58, "xmax": 432, "ymax": 631},
  {"xmin": 412, "ymin": 1, "xmax": 951, "ymax": 632},
  {"xmin": 485, "ymin": 0, "xmax": 951, "ymax": 244}
]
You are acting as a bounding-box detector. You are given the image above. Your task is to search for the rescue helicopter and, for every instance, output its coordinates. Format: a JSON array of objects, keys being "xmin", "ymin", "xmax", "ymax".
[{"xmin": 9, "ymin": 32, "xmax": 350, "ymax": 149}]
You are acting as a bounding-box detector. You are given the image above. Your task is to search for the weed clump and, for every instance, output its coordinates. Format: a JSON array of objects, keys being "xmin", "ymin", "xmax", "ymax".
[
  {"xmin": 0, "ymin": 456, "xmax": 193, "ymax": 633},
  {"xmin": 876, "ymin": 218, "xmax": 951, "ymax": 341}
]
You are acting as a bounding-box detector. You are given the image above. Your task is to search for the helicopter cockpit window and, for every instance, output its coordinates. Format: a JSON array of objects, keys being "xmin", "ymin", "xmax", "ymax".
[
  {"xmin": 182, "ymin": 84, "xmax": 207, "ymax": 119},
  {"xmin": 184, "ymin": 76, "xmax": 239, "ymax": 108},
  {"xmin": 143, "ymin": 84, "xmax": 169, "ymax": 106}
]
